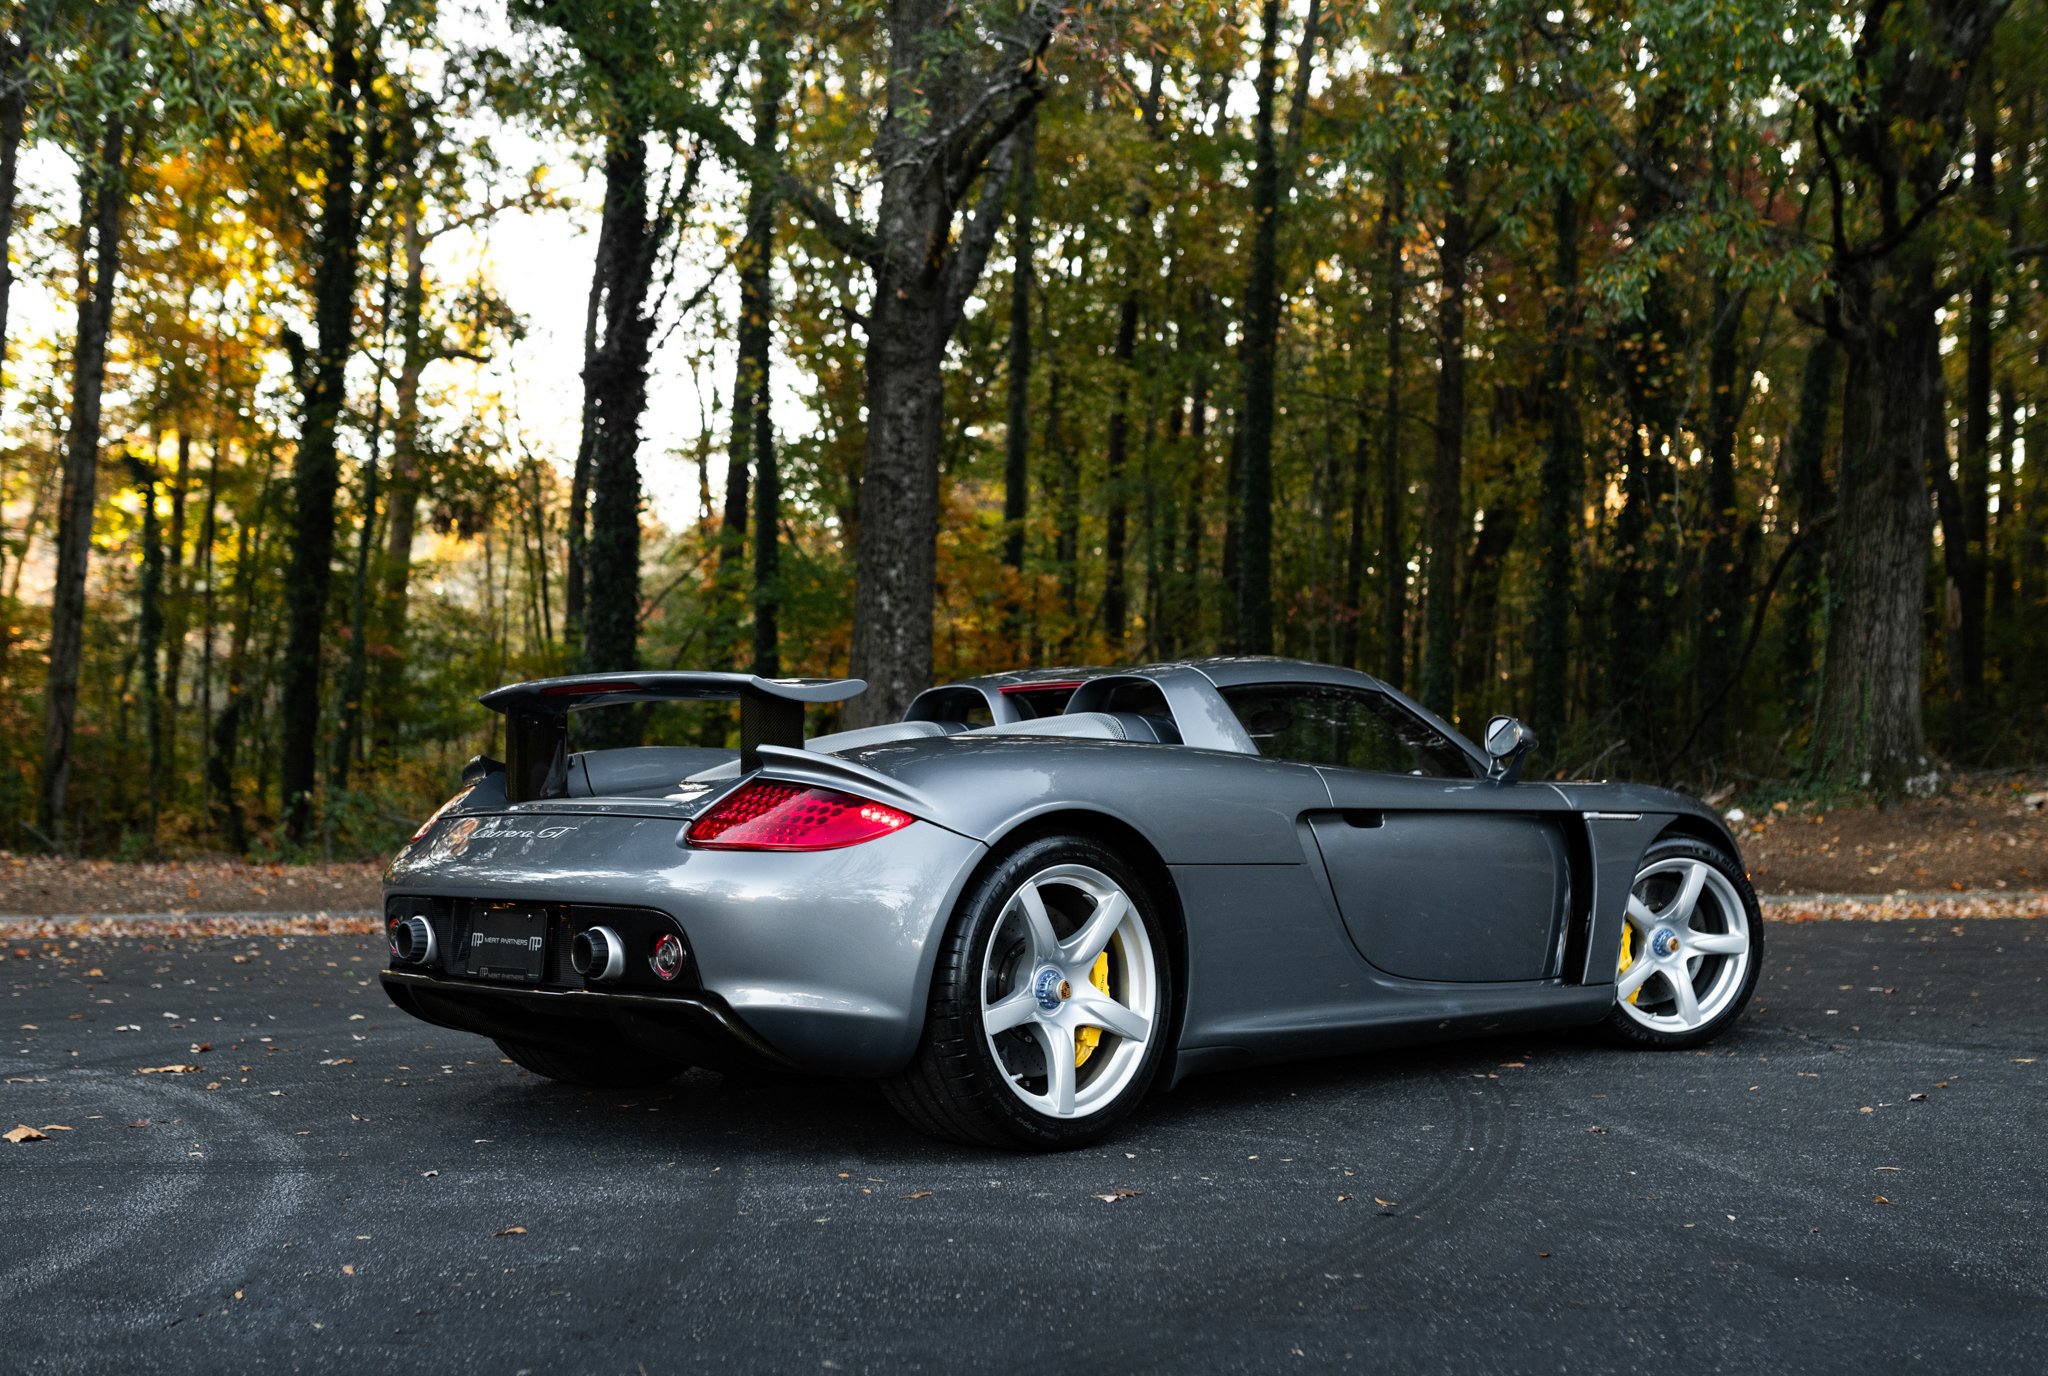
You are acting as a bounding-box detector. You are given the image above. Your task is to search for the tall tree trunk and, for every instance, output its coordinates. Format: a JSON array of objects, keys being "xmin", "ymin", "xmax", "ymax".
[
  {"xmin": 131, "ymin": 458, "xmax": 164, "ymax": 852},
  {"xmin": 563, "ymin": 260, "xmax": 599, "ymax": 645},
  {"xmin": 1100, "ymin": 66, "xmax": 1166, "ymax": 651},
  {"xmin": 1456, "ymin": 503, "xmax": 1521, "ymax": 709},
  {"xmin": 1781, "ymin": 334, "xmax": 1837, "ymax": 713},
  {"xmin": 1697, "ymin": 277, "xmax": 1746, "ymax": 760},
  {"xmin": 1101, "ymin": 288, "xmax": 1140, "ymax": 649},
  {"xmin": 1954, "ymin": 104, "xmax": 1995, "ymax": 742},
  {"xmin": 819, "ymin": 0, "xmax": 1045, "ymax": 724},
  {"xmin": 1419, "ymin": 84, "xmax": 1469, "ymax": 719},
  {"xmin": 38, "ymin": 104, "xmax": 128, "ymax": 850},
  {"xmin": 713, "ymin": 299, "xmax": 754, "ymax": 672},
  {"xmin": 1180, "ymin": 359, "xmax": 1209, "ymax": 655},
  {"xmin": 1339, "ymin": 405, "xmax": 1369, "ymax": 670},
  {"xmin": 209, "ymin": 449, "xmax": 276, "ymax": 852},
  {"xmin": 1232, "ymin": 0, "xmax": 1321, "ymax": 656},
  {"xmin": 1531, "ymin": 184, "xmax": 1578, "ymax": 747},
  {"xmin": 279, "ymin": 0, "xmax": 363, "ymax": 842},
  {"xmin": 198, "ymin": 434, "xmax": 223, "ymax": 821},
  {"xmin": 1805, "ymin": 0, "xmax": 1994, "ymax": 794},
  {"xmin": 1233, "ymin": 0, "xmax": 1284, "ymax": 656},
  {"xmin": 1046, "ymin": 295, "xmax": 1078, "ymax": 652},
  {"xmin": 851, "ymin": 274, "xmax": 947, "ymax": 709},
  {"xmin": 1811, "ymin": 262, "xmax": 1938, "ymax": 793},
  {"xmin": 579, "ymin": 127, "xmax": 658, "ymax": 716},
  {"xmin": 373, "ymin": 190, "xmax": 427, "ymax": 752},
  {"xmin": 332, "ymin": 385, "xmax": 382, "ymax": 791},
  {"xmin": 1002, "ymin": 111, "xmax": 1036, "ymax": 577},
  {"xmin": 747, "ymin": 46, "xmax": 788, "ymax": 680},
  {"xmin": 715, "ymin": 43, "xmax": 789, "ymax": 677},
  {"xmin": 0, "ymin": 16, "xmax": 28, "ymax": 409},
  {"xmin": 162, "ymin": 429, "xmax": 191, "ymax": 788},
  {"xmin": 1378, "ymin": 159, "xmax": 1406, "ymax": 689}
]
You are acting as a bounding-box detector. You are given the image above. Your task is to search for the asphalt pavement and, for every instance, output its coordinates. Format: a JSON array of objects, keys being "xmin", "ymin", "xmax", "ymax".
[{"xmin": 2, "ymin": 918, "xmax": 2043, "ymax": 1374}]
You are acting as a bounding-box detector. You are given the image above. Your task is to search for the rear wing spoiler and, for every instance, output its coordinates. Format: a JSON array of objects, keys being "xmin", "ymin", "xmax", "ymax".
[{"xmin": 479, "ymin": 672, "xmax": 865, "ymax": 801}]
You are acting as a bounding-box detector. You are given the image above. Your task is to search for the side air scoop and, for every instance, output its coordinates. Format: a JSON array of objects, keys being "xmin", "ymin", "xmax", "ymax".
[{"xmin": 479, "ymin": 672, "xmax": 866, "ymax": 801}]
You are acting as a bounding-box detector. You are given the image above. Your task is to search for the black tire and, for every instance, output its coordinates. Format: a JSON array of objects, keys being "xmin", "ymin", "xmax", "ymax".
[
  {"xmin": 883, "ymin": 834, "xmax": 1174, "ymax": 1151},
  {"xmin": 496, "ymin": 1034, "xmax": 690, "ymax": 1089},
  {"xmin": 1600, "ymin": 835, "xmax": 1763, "ymax": 1051}
]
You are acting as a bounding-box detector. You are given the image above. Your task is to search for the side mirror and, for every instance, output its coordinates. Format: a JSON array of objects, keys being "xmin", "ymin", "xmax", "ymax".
[{"xmin": 1483, "ymin": 716, "xmax": 1536, "ymax": 784}]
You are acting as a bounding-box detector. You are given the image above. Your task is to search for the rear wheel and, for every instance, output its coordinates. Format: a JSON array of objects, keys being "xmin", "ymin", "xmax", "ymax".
[
  {"xmin": 1602, "ymin": 836, "xmax": 1762, "ymax": 1050},
  {"xmin": 496, "ymin": 1034, "xmax": 690, "ymax": 1089},
  {"xmin": 884, "ymin": 834, "xmax": 1172, "ymax": 1150}
]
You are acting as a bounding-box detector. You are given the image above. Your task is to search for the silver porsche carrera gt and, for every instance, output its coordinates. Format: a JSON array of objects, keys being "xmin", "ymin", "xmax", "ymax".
[{"xmin": 380, "ymin": 657, "xmax": 1762, "ymax": 1149}]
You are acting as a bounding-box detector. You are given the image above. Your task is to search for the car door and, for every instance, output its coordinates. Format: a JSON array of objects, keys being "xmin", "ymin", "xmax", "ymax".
[{"xmin": 1219, "ymin": 681, "xmax": 1575, "ymax": 983}]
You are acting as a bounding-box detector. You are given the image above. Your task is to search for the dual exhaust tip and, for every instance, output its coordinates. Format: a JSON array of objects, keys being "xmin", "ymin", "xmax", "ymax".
[
  {"xmin": 390, "ymin": 917, "xmax": 632, "ymax": 985},
  {"xmin": 569, "ymin": 926, "xmax": 625, "ymax": 982}
]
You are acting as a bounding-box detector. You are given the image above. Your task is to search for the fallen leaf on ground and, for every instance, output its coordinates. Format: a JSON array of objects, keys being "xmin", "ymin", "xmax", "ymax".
[
  {"xmin": 1091, "ymin": 1187, "xmax": 1141, "ymax": 1203},
  {"xmin": 494, "ymin": 1226, "xmax": 527, "ymax": 1237},
  {"xmin": 136, "ymin": 1065, "xmax": 201, "ymax": 1075},
  {"xmin": 318, "ymin": 1058, "xmax": 354, "ymax": 1066},
  {"xmin": 39, "ymin": 1124, "xmax": 72, "ymax": 1132},
  {"xmin": 1374, "ymin": 1196, "xmax": 1399, "ymax": 1207},
  {"xmin": 900, "ymin": 1191, "xmax": 932, "ymax": 1200},
  {"xmin": 1909, "ymin": 1092, "xmax": 1927, "ymax": 1102},
  {"xmin": 341, "ymin": 1265, "xmax": 355, "ymax": 1276},
  {"xmin": 5, "ymin": 1125, "xmax": 49, "ymax": 1144}
]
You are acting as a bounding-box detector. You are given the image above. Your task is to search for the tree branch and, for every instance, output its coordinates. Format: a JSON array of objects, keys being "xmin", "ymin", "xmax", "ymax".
[
  {"xmin": 668, "ymin": 99, "xmax": 882, "ymax": 265},
  {"xmin": 941, "ymin": 124, "xmax": 1021, "ymax": 335}
]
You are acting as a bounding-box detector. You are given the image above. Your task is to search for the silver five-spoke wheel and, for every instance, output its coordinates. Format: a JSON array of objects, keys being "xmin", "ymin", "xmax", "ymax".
[
  {"xmin": 886, "ymin": 834, "xmax": 1174, "ymax": 1149},
  {"xmin": 980, "ymin": 863, "xmax": 1159, "ymax": 1119},
  {"xmin": 1616, "ymin": 853, "xmax": 1754, "ymax": 1035}
]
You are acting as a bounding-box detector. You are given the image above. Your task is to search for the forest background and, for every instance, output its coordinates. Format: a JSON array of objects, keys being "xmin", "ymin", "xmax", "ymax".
[{"xmin": 0, "ymin": 0, "xmax": 2041, "ymax": 860}]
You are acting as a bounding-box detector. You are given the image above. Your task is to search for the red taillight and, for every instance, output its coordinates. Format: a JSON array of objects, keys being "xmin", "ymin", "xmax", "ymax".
[
  {"xmin": 686, "ymin": 781, "xmax": 914, "ymax": 851},
  {"xmin": 409, "ymin": 786, "xmax": 475, "ymax": 843}
]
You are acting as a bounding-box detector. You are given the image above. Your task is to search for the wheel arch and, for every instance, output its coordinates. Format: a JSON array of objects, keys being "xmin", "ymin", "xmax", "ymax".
[{"xmin": 1654, "ymin": 812, "xmax": 1745, "ymax": 862}]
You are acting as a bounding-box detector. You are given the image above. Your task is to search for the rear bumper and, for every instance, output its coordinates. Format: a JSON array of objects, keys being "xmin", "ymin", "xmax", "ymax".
[
  {"xmin": 379, "ymin": 967, "xmax": 799, "ymax": 1074},
  {"xmin": 382, "ymin": 814, "xmax": 989, "ymax": 1075}
]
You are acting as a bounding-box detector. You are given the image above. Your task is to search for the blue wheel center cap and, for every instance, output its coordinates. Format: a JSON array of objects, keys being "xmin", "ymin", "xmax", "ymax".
[
  {"xmin": 1033, "ymin": 967, "xmax": 1068, "ymax": 1011},
  {"xmin": 1652, "ymin": 927, "xmax": 1680, "ymax": 958}
]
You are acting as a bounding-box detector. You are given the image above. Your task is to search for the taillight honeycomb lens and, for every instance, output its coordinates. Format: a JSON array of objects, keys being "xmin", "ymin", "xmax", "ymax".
[{"xmin": 685, "ymin": 781, "xmax": 914, "ymax": 851}]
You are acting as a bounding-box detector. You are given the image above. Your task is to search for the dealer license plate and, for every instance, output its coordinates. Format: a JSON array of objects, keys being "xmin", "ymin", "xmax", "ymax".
[{"xmin": 463, "ymin": 906, "xmax": 548, "ymax": 983}]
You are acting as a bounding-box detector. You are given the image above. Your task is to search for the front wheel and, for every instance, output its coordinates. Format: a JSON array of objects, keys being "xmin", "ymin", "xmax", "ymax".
[
  {"xmin": 496, "ymin": 1034, "xmax": 690, "ymax": 1089},
  {"xmin": 884, "ymin": 835, "xmax": 1173, "ymax": 1150},
  {"xmin": 1601, "ymin": 836, "xmax": 1763, "ymax": 1050}
]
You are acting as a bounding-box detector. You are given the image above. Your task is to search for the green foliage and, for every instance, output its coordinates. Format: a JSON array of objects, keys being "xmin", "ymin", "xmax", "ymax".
[{"xmin": 3, "ymin": 0, "xmax": 2046, "ymax": 855}]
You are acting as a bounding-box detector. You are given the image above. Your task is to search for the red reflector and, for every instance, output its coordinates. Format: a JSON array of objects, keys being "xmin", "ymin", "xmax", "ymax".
[
  {"xmin": 686, "ymin": 781, "xmax": 914, "ymax": 851},
  {"xmin": 541, "ymin": 680, "xmax": 642, "ymax": 696}
]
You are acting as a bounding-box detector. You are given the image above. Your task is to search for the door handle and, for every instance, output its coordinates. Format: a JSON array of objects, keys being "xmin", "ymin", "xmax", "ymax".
[{"xmin": 1340, "ymin": 809, "xmax": 1384, "ymax": 829}]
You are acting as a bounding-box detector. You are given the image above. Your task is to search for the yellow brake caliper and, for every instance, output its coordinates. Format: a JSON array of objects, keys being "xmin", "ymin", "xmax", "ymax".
[
  {"xmin": 1618, "ymin": 922, "xmax": 1641, "ymax": 1004},
  {"xmin": 1074, "ymin": 952, "xmax": 1112, "ymax": 1067}
]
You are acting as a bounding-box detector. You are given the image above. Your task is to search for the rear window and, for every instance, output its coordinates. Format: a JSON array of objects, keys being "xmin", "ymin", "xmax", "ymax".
[{"xmin": 1220, "ymin": 684, "xmax": 1473, "ymax": 778}]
